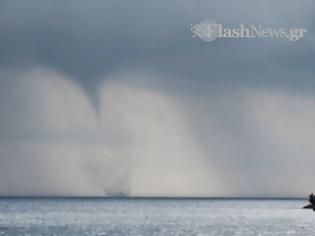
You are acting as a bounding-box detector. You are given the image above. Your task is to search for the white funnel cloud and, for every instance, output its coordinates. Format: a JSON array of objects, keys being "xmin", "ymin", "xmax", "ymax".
[{"xmin": 0, "ymin": 68, "xmax": 223, "ymax": 196}]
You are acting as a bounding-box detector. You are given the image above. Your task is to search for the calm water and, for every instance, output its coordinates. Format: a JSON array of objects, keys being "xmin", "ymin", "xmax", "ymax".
[{"xmin": 0, "ymin": 198, "xmax": 314, "ymax": 235}]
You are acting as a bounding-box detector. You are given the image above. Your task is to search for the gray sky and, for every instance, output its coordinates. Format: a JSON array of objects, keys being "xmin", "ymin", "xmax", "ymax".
[{"xmin": 0, "ymin": 0, "xmax": 314, "ymax": 197}]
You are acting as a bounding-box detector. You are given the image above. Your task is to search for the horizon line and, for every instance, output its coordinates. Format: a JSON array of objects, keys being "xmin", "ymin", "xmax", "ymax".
[{"xmin": 0, "ymin": 195, "xmax": 307, "ymax": 200}]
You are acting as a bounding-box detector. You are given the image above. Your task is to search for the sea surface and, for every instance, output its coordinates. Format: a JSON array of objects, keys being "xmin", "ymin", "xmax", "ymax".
[{"xmin": 0, "ymin": 198, "xmax": 314, "ymax": 236}]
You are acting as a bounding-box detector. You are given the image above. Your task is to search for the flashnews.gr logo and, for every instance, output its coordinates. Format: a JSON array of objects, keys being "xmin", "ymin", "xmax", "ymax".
[{"xmin": 191, "ymin": 19, "xmax": 307, "ymax": 42}]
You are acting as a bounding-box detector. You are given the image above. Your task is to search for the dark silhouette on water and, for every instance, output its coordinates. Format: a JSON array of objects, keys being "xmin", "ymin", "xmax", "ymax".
[{"xmin": 303, "ymin": 193, "xmax": 315, "ymax": 210}]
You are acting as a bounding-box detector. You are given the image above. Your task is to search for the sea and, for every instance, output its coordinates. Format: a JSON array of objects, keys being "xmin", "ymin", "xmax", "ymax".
[{"xmin": 0, "ymin": 197, "xmax": 314, "ymax": 236}]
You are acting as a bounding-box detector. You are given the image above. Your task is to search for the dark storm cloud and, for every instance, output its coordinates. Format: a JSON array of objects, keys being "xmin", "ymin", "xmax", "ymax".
[{"xmin": 0, "ymin": 0, "xmax": 314, "ymax": 96}]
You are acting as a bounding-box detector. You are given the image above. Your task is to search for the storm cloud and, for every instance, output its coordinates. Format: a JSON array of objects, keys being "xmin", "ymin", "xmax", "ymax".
[{"xmin": 0, "ymin": 0, "xmax": 314, "ymax": 197}]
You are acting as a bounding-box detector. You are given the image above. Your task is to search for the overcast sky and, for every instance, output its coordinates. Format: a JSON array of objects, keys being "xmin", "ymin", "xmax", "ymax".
[{"xmin": 0, "ymin": 0, "xmax": 314, "ymax": 197}]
